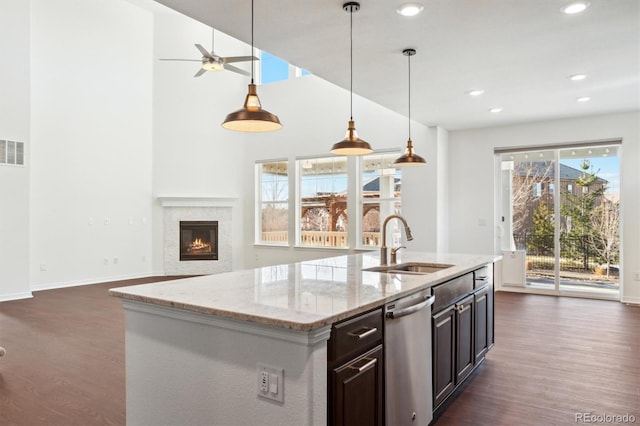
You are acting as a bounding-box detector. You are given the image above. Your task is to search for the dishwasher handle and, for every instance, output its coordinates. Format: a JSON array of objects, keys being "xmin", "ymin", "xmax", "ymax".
[{"xmin": 386, "ymin": 295, "xmax": 435, "ymax": 320}]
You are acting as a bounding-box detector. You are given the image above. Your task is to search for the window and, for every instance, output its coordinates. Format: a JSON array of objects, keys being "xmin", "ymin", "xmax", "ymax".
[
  {"xmin": 533, "ymin": 182, "xmax": 542, "ymax": 197},
  {"xmin": 549, "ymin": 183, "xmax": 555, "ymax": 195},
  {"xmin": 0, "ymin": 140, "xmax": 25, "ymax": 166},
  {"xmin": 259, "ymin": 50, "xmax": 311, "ymax": 84},
  {"xmin": 298, "ymin": 157, "xmax": 348, "ymax": 248},
  {"xmin": 361, "ymin": 152, "xmax": 402, "ymax": 248},
  {"xmin": 256, "ymin": 160, "xmax": 289, "ymax": 245},
  {"xmin": 567, "ymin": 183, "xmax": 573, "ymax": 192}
]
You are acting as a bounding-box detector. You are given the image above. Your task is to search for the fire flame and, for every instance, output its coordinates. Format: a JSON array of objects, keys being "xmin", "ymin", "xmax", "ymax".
[{"xmin": 188, "ymin": 238, "xmax": 212, "ymax": 252}]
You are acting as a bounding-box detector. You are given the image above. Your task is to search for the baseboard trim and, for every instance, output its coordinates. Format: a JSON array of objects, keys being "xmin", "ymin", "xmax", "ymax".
[
  {"xmin": 30, "ymin": 272, "xmax": 162, "ymax": 292},
  {"xmin": 0, "ymin": 291, "xmax": 34, "ymax": 302},
  {"xmin": 621, "ymin": 295, "xmax": 640, "ymax": 306}
]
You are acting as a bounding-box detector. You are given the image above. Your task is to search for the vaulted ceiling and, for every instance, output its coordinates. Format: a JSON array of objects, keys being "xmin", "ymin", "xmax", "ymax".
[{"xmin": 144, "ymin": 0, "xmax": 639, "ymax": 130}]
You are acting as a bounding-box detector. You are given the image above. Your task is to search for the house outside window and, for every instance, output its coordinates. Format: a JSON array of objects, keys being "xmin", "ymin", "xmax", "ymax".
[{"xmin": 256, "ymin": 160, "xmax": 289, "ymax": 245}]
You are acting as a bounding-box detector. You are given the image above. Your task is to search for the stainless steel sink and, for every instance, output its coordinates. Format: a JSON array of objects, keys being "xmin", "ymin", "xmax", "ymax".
[{"xmin": 363, "ymin": 262, "xmax": 454, "ymax": 275}]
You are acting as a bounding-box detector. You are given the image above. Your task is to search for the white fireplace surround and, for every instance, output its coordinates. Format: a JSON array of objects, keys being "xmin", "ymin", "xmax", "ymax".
[{"xmin": 158, "ymin": 197, "xmax": 237, "ymax": 276}]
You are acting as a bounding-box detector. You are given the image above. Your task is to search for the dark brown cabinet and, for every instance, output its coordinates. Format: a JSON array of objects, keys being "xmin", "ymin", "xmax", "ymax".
[
  {"xmin": 454, "ymin": 294, "xmax": 475, "ymax": 383},
  {"xmin": 328, "ymin": 308, "xmax": 384, "ymax": 426},
  {"xmin": 432, "ymin": 304, "xmax": 456, "ymax": 408},
  {"xmin": 330, "ymin": 345, "xmax": 384, "ymax": 426},
  {"xmin": 432, "ymin": 264, "xmax": 494, "ymax": 412},
  {"xmin": 474, "ymin": 284, "xmax": 490, "ymax": 363}
]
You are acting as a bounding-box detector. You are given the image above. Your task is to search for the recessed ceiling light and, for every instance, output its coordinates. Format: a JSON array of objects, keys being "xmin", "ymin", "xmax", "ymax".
[
  {"xmin": 562, "ymin": 1, "xmax": 590, "ymax": 15},
  {"xmin": 489, "ymin": 107, "xmax": 503, "ymax": 113},
  {"xmin": 568, "ymin": 73, "xmax": 587, "ymax": 81},
  {"xmin": 577, "ymin": 96, "xmax": 591, "ymax": 102},
  {"xmin": 467, "ymin": 89, "xmax": 485, "ymax": 97},
  {"xmin": 397, "ymin": 2, "xmax": 424, "ymax": 16}
]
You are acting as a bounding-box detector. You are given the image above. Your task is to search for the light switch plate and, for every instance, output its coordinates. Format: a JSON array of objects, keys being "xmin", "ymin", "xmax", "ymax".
[{"xmin": 257, "ymin": 363, "xmax": 284, "ymax": 403}]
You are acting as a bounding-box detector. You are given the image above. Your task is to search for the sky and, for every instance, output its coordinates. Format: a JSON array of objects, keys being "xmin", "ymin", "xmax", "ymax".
[{"xmin": 561, "ymin": 156, "xmax": 620, "ymax": 196}]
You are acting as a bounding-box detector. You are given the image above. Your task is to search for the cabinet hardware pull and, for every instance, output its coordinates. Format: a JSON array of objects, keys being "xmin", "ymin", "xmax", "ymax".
[
  {"xmin": 347, "ymin": 357, "xmax": 377, "ymax": 373},
  {"xmin": 475, "ymin": 276, "xmax": 488, "ymax": 281},
  {"xmin": 347, "ymin": 327, "xmax": 377, "ymax": 340},
  {"xmin": 456, "ymin": 304, "xmax": 466, "ymax": 313}
]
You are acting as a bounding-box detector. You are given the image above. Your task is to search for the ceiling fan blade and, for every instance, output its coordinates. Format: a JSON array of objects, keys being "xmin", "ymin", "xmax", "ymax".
[
  {"xmin": 194, "ymin": 67, "xmax": 207, "ymax": 78},
  {"xmin": 195, "ymin": 44, "xmax": 214, "ymax": 60},
  {"xmin": 159, "ymin": 58, "xmax": 202, "ymax": 62},
  {"xmin": 223, "ymin": 56, "xmax": 258, "ymax": 64},
  {"xmin": 224, "ymin": 64, "xmax": 251, "ymax": 76}
]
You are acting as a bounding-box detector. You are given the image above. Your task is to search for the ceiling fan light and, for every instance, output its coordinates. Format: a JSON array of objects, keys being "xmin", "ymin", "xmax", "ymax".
[
  {"xmin": 331, "ymin": 120, "xmax": 373, "ymax": 155},
  {"xmin": 222, "ymin": 83, "xmax": 282, "ymax": 132},
  {"xmin": 394, "ymin": 139, "xmax": 426, "ymax": 167},
  {"xmin": 202, "ymin": 62, "xmax": 224, "ymax": 71}
]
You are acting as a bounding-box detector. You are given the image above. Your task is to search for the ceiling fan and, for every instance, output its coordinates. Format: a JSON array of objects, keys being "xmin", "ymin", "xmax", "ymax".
[{"xmin": 159, "ymin": 30, "xmax": 256, "ymax": 77}]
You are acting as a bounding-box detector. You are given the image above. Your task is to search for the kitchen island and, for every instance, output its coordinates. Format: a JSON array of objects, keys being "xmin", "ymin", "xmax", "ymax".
[{"xmin": 110, "ymin": 251, "xmax": 498, "ymax": 426}]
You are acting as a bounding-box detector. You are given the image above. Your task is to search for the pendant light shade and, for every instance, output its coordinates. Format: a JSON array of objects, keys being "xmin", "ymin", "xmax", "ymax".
[
  {"xmin": 331, "ymin": 2, "xmax": 372, "ymax": 155},
  {"xmin": 394, "ymin": 48, "xmax": 426, "ymax": 167},
  {"xmin": 222, "ymin": 0, "xmax": 282, "ymax": 132}
]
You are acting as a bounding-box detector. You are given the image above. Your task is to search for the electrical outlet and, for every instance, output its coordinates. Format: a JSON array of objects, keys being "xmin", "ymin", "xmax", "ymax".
[
  {"xmin": 40, "ymin": 263, "xmax": 47, "ymax": 271},
  {"xmin": 113, "ymin": 257, "xmax": 119, "ymax": 265},
  {"xmin": 103, "ymin": 258, "xmax": 109, "ymax": 266},
  {"xmin": 257, "ymin": 363, "xmax": 284, "ymax": 403},
  {"xmin": 260, "ymin": 371, "xmax": 269, "ymax": 393},
  {"xmin": 104, "ymin": 217, "xmax": 110, "ymax": 225}
]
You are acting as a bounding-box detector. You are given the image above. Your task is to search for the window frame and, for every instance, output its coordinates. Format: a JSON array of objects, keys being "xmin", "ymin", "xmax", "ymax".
[{"xmin": 255, "ymin": 159, "xmax": 290, "ymax": 246}]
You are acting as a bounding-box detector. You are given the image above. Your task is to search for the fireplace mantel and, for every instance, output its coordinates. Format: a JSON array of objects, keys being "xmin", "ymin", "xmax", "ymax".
[{"xmin": 157, "ymin": 196, "xmax": 238, "ymax": 208}]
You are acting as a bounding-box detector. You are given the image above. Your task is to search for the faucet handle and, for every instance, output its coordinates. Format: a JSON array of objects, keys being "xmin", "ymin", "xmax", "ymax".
[
  {"xmin": 390, "ymin": 245, "xmax": 406, "ymax": 255},
  {"xmin": 389, "ymin": 246, "xmax": 406, "ymax": 264}
]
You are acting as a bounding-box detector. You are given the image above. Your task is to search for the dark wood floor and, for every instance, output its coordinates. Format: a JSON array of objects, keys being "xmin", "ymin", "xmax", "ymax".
[
  {"xmin": 1, "ymin": 280, "xmax": 639, "ymax": 425},
  {"xmin": 0, "ymin": 277, "xmax": 183, "ymax": 426}
]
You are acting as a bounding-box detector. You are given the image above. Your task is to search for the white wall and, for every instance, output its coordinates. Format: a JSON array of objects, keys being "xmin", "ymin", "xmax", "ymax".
[
  {"xmin": 240, "ymin": 75, "xmax": 437, "ymax": 268},
  {"xmin": 0, "ymin": 0, "xmax": 31, "ymax": 301},
  {"xmin": 448, "ymin": 111, "xmax": 640, "ymax": 303},
  {"xmin": 29, "ymin": 0, "xmax": 154, "ymax": 290},
  {"xmin": 151, "ymin": 13, "xmax": 249, "ymax": 273}
]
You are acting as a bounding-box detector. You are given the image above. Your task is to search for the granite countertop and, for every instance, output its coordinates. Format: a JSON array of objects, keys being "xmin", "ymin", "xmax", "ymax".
[{"xmin": 109, "ymin": 251, "xmax": 499, "ymax": 331}]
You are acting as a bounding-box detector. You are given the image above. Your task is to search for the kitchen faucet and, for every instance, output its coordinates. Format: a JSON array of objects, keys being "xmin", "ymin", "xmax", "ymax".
[{"xmin": 380, "ymin": 214, "xmax": 413, "ymax": 265}]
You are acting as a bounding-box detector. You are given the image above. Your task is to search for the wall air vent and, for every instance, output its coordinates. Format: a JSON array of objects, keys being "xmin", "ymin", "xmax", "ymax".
[{"xmin": 0, "ymin": 140, "xmax": 25, "ymax": 166}]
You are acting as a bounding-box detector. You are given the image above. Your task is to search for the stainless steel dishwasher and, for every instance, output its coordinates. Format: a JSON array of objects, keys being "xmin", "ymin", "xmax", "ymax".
[{"xmin": 385, "ymin": 289, "xmax": 435, "ymax": 426}]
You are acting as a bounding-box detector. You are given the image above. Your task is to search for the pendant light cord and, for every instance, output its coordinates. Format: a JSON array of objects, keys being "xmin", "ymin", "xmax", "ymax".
[
  {"xmin": 250, "ymin": 0, "xmax": 255, "ymax": 84},
  {"xmin": 349, "ymin": 7, "xmax": 353, "ymax": 121},
  {"xmin": 408, "ymin": 52, "xmax": 411, "ymax": 139}
]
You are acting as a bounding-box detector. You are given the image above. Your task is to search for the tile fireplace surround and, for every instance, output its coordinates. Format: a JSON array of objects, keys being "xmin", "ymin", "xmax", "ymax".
[{"xmin": 158, "ymin": 197, "xmax": 236, "ymax": 275}]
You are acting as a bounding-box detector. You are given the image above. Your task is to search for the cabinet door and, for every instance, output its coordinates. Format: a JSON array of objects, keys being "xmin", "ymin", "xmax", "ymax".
[
  {"xmin": 474, "ymin": 286, "xmax": 489, "ymax": 363},
  {"xmin": 455, "ymin": 294, "xmax": 475, "ymax": 383},
  {"xmin": 433, "ymin": 306, "xmax": 455, "ymax": 409},
  {"xmin": 488, "ymin": 282, "xmax": 494, "ymax": 349},
  {"xmin": 330, "ymin": 345, "xmax": 384, "ymax": 426}
]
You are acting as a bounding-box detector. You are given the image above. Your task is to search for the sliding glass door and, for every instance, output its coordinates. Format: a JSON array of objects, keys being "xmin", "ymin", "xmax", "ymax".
[{"xmin": 499, "ymin": 143, "xmax": 620, "ymax": 299}]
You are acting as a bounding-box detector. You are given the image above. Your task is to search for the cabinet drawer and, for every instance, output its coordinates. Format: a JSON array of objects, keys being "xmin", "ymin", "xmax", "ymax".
[
  {"xmin": 432, "ymin": 273, "xmax": 473, "ymax": 313},
  {"xmin": 329, "ymin": 308, "xmax": 383, "ymax": 364}
]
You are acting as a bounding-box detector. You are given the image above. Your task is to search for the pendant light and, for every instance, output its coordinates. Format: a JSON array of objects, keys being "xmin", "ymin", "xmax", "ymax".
[
  {"xmin": 222, "ymin": 0, "xmax": 282, "ymax": 132},
  {"xmin": 331, "ymin": 2, "xmax": 373, "ymax": 156},
  {"xmin": 394, "ymin": 48, "xmax": 426, "ymax": 166}
]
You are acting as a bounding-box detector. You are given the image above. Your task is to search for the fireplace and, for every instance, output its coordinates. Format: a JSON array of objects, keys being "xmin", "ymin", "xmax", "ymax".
[{"xmin": 179, "ymin": 221, "xmax": 218, "ymax": 261}]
